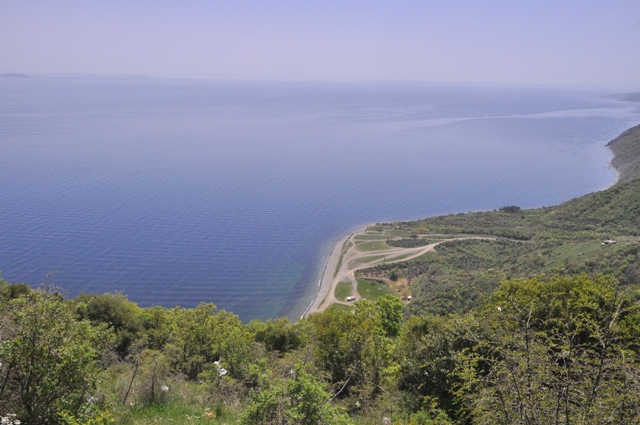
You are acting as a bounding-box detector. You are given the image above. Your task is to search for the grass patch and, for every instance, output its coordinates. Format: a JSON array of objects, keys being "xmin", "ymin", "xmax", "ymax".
[
  {"xmin": 350, "ymin": 255, "xmax": 387, "ymax": 268},
  {"xmin": 389, "ymin": 277, "xmax": 412, "ymax": 298},
  {"xmin": 98, "ymin": 368, "xmax": 234, "ymax": 425},
  {"xmin": 407, "ymin": 251, "xmax": 439, "ymax": 262},
  {"xmin": 327, "ymin": 303, "xmax": 353, "ymax": 313},
  {"xmin": 334, "ymin": 257, "xmax": 343, "ymax": 278},
  {"xmin": 335, "ymin": 281, "xmax": 353, "ymax": 300},
  {"xmin": 354, "ymin": 234, "xmax": 388, "ymax": 241},
  {"xmin": 359, "ymin": 254, "xmax": 387, "ymax": 263},
  {"xmin": 333, "ymin": 240, "xmax": 353, "ymax": 277},
  {"xmin": 114, "ymin": 401, "xmax": 233, "ymax": 424},
  {"xmin": 334, "ymin": 241, "xmax": 352, "ymax": 277},
  {"xmin": 357, "ymin": 278, "xmax": 395, "ymax": 301},
  {"xmin": 110, "ymin": 382, "xmax": 234, "ymax": 425},
  {"xmin": 357, "ymin": 240, "xmax": 391, "ymax": 251},
  {"xmin": 385, "ymin": 252, "xmax": 418, "ymax": 262}
]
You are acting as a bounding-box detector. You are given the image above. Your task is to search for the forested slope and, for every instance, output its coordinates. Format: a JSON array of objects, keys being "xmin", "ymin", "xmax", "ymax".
[{"xmin": 608, "ymin": 123, "xmax": 640, "ymax": 182}]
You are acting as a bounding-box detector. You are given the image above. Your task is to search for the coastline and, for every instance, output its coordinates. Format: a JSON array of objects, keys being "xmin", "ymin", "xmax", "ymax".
[
  {"xmin": 300, "ymin": 233, "xmax": 346, "ymax": 318},
  {"xmin": 303, "ymin": 124, "xmax": 639, "ymax": 318},
  {"xmin": 606, "ymin": 122, "xmax": 640, "ymax": 185},
  {"xmin": 607, "ymin": 144, "xmax": 621, "ymax": 187},
  {"xmin": 302, "ymin": 225, "xmax": 370, "ymax": 317}
]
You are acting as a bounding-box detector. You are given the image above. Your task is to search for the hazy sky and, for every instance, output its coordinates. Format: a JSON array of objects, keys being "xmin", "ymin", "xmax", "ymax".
[{"xmin": 2, "ymin": 1, "xmax": 639, "ymax": 87}]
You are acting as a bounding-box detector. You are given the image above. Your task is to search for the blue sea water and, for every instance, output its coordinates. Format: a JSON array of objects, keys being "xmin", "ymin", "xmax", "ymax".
[{"xmin": 1, "ymin": 77, "xmax": 639, "ymax": 321}]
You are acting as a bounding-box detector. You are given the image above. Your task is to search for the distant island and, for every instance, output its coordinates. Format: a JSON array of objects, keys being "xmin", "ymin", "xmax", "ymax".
[
  {"xmin": 44, "ymin": 72, "xmax": 151, "ymax": 79},
  {"xmin": 0, "ymin": 73, "xmax": 153, "ymax": 79},
  {"xmin": 608, "ymin": 92, "xmax": 640, "ymax": 102}
]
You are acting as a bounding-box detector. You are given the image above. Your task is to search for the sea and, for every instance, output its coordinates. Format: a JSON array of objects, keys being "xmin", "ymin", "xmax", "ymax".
[{"xmin": 1, "ymin": 77, "xmax": 639, "ymax": 321}]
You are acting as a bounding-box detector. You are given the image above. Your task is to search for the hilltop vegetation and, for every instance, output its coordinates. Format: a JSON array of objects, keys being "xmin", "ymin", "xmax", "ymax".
[
  {"xmin": 1, "ymin": 124, "xmax": 640, "ymax": 424},
  {"xmin": 2, "ymin": 275, "xmax": 639, "ymax": 424}
]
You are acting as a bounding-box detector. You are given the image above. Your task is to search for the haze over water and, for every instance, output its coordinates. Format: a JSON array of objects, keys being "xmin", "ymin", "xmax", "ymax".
[{"xmin": 1, "ymin": 77, "xmax": 639, "ymax": 320}]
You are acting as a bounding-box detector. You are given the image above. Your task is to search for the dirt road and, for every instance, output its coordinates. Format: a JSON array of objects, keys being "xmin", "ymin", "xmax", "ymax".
[{"xmin": 304, "ymin": 227, "xmax": 491, "ymax": 316}]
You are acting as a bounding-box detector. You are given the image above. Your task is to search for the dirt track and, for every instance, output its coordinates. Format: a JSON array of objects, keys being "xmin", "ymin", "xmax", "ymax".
[{"xmin": 304, "ymin": 227, "xmax": 491, "ymax": 316}]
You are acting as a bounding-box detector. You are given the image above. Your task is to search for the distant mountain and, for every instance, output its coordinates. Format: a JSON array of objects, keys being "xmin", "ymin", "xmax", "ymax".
[
  {"xmin": 43, "ymin": 73, "xmax": 150, "ymax": 79},
  {"xmin": 1, "ymin": 73, "xmax": 28, "ymax": 78}
]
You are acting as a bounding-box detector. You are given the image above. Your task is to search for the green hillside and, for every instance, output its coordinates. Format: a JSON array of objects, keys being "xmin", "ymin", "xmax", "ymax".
[
  {"xmin": 365, "ymin": 124, "xmax": 640, "ymax": 316},
  {"xmin": 608, "ymin": 123, "xmax": 640, "ymax": 182}
]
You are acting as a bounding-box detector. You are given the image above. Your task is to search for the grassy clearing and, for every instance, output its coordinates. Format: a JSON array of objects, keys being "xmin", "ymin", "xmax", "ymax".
[
  {"xmin": 385, "ymin": 252, "xmax": 418, "ymax": 262},
  {"xmin": 388, "ymin": 278, "xmax": 412, "ymax": 298},
  {"xmin": 95, "ymin": 366, "xmax": 236, "ymax": 425},
  {"xmin": 357, "ymin": 278, "xmax": 395, "ymax": 301},
  {"xmin": 406, "ymin": 250, "xmax": 438, "ymax": 262},
  {"xmin": 354, "ymin": 234, "xmax": 388, "ymax": 241},
  {"xmin": 357, "ymin": 240, "xmax": 391, "ymax": 251},
  {"xmin": 104, "ymin": 378, "xmax": 235, "ymax": 425},
  {"xmin": 359, "ymin": 254, "xmax": 387, "ymax": 263},
  {"xmin": 335, "ymin": 281, "xmax": 353, "ymax": 300},
  {"xmin": 350, "ymin": 255, "xmax": 387, "ymax": 268}
]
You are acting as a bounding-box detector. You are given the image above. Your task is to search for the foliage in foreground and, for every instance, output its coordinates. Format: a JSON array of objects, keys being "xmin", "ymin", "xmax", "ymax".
[
  {"xmin": 1, "ymin": 273, "xmax": 639, "ymax": 424},
  {"xmin": 456, "ymin": 275, "xmax": 640, "ymax": 424},
  {"xmin": 0, "ymin": 287, "xmax": 110, "ymax": 424}
]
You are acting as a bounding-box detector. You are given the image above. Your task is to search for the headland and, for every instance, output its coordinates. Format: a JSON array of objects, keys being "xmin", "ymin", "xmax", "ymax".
[{"xmin": 306, "ymin": 122, "xmax": 640, "ymax": 315}]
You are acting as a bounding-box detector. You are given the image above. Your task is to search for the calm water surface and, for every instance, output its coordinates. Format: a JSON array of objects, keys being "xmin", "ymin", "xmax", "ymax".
[{"xmin": 1, "ymin": 77, "xmax": 639, "ymax": 320}]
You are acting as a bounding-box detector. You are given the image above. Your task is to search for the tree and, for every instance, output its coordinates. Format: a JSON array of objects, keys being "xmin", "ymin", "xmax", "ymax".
[
  {"xmin": 397, "ymin": 315, "xmax": 461, "ymax": 415},
  {"xmin": 0, "ymin": 280, "xmax": 31, "ymax": 301},
  {"xmin": 241, "ymin": 365, "xmax": 353, "ymax": 425},
  {"xmin": 455, "ymin": 275, "xmax": 640, "ymax": 424},
  {"xmin": 375, "ymin": 295, "xmax": 403, "ymax": 338},
  {"xmin": 308, "ymin": 296, "xmax": 403, "ymax": 399},
  {"xmin": 0, "ymin": 288, "xmax": 111, "ymax": 424},
  {"xmin": 211, "ymin": 310, "xmax": 257, "ymax": 381},
  {"xmin": 253, "ymin": 317, "xmax": 303, "ymax": 354},
  {"xmin": 73, "ymin": 292, "xmax": 142, "ymax": 358},
  {"xmin": 163, "ymin": 303, "xmax": 256, "ymax": 381},
  {"xmin": 499, "ymin": 206, "xmax": 521, "ymax": 213},
  {"xmin": 163, "ymin": 303, "xmax": 220, "ymax": 380}
]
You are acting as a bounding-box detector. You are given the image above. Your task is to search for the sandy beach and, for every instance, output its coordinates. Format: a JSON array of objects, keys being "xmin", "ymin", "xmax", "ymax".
[{"xmin": 301, "ymin": 232, "xmax": 351, "ymax": 317}]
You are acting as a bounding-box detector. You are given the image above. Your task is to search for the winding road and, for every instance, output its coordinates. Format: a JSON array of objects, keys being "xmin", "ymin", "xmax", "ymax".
[{"xmin": 304, "ymin": 227, "xmax": 493, "ymax": 316}]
